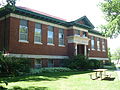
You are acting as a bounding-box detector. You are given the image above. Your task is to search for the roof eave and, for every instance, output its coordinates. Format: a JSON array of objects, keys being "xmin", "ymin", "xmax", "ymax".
[{"xmin": 15, "ymin": 7, "xmax": 68, "ymax": 26}]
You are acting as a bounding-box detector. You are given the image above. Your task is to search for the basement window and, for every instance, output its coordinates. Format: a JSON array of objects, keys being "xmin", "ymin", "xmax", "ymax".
[
  {"xmin": 48, "ymin": 60, "xmax": 54, "ymax": 67},
  {"xmin": 35, "ymin": 60, "xmax": 42, "ymax": 69}
]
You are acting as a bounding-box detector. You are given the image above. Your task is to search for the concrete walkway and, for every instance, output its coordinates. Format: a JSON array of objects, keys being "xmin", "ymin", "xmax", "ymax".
[{"xmin": 115, "ymin": 64, "xmax": 120, "ymax": 80}]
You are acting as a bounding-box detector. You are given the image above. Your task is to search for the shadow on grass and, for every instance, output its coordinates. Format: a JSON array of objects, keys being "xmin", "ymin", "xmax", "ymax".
[
  {"xmin": 8, "ymin": 86, "xmax": 48, "ymax": 90},
  {"xmin": 0, "ymin": 71, "xmax": 92, "ymax": 83},
  {"xmin": 102, "ymin": 77, "xmax": 115, "ymax": 81}
]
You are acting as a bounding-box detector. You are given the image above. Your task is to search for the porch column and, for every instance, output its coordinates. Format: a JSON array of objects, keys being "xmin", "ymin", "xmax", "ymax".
[
  {"xmin": 75, "ymin": 43, "xmax": 77, "ymax": 55},
  {"xmin": 84, "ymin": 45, "xmax": 87, "ymax": 56}
]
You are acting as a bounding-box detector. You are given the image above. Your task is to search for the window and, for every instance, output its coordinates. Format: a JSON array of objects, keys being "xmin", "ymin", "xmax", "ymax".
[
  {"xmin": 74, "ymin": 30, "xmax": 80, "ymax": 36},
  {"xmin": 97, "ymin": 38, "xmax": 100, "ymax": 51},
  {"xmin": 59, "ymin": 29, "xmax": 64, "ymax": 45},
  {"xmin": 83, "ymin": 32, "xmax": 87, "ymax": 37},
  {"xmin": 48, "ymin": 26, "xmax": 54, "ymax": 44},
  {"xmin": 35, "ymin": 60, "xmax": 42, "ymax": 69},
  {"xmin": 102, "ymin": 39, "xmax": 106, "ymax": 51},
  {"xmin": 48, "ymin": 60, "xmax": 54, "ymax": 67},
  {"xmin": 34, "ymin": 23, "xmax": 42, "ymax": 43},
  {"xmin": 19, "ymin": 19, "xmax": 28, "ymax": 42},
  {"xmin": 91, "ymin": 36, "xmax": 95, "ymax": 50}
]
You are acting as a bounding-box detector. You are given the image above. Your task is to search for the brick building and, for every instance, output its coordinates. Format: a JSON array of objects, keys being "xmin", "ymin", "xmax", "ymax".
[{"xmin": 0, "ymin": 5, "xmax": 108, "ymax": 68}]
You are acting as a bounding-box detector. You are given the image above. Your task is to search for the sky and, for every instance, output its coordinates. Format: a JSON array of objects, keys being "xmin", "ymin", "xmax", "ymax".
[{"xmin": 1, "ymin": 0, "xmax": 120, "ymax": 53}]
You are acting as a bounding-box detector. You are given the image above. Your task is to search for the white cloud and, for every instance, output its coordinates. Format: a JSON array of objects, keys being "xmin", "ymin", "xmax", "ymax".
[{"xmin": 16, "ymin": 0, "xmax": 106, "ymax": 26}]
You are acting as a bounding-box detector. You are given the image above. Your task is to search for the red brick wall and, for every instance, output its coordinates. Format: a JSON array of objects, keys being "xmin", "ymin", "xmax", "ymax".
[
  {"xmin": 68, "ymin": 43, "xmax": 76, "ymax": 57},
  {"xmin": 0, "ymin": 18, "xmax": 10, "ymax": 51},
  {"xmin": 67, "ymin": 29, "xmax": 74, "ymax": 36},
  {"xmin": 31, "ymin": 58, "xmax": 35, "ymax": 68},
  {"xmin": 77, "ymin": 21, "xmax": 85, "ymax": 24},
  {"xmin": 88, "ymin": 35, "xmax": 108, "ymax": 58},
  {"xmin": 8, "ymin": 17, "xmax": 68, "ymax": 56},
  {"xmin": 54, "ymin": 59, "xmax": 60, "ymax": 67},
  {"xmin": 0, "ymin": 20, "xmax": 2, "ymax": 50},
  {"xmin": 0, "ymin": 17, "xmax": 108, "ymax": 59}
]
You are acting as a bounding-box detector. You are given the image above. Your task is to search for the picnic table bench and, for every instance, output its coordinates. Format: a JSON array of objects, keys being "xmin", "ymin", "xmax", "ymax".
[{"xmin": 89, "ymin": 69, "xmax": 111, "ymax": 80}]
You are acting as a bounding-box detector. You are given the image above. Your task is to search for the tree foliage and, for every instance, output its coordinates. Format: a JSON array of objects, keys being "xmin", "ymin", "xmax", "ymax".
[
  {"xmin": 0, "ymin": 0, "xmax": 17, "ymax": 7},
  {"xmin": 0, "ymin": 52, "xmax": 31, "ymax": 76},
  {"xmin": 111, "ymin": 47, "xmax": 120, "ymax": 64},
  {"xmin": 63, "ymin": 54, "xmax": 103, "ymax": 70},
  {"xmin": 114, "ymin": 48, "xmax": 120, "ymax": 60},
  {"xmin": 99, "ymin": 0, "xmax": 120, "ymax": 38},
  {"xmin": 108, "ymin": 48, "xmax": 112, "ymax": 61},
  {"xmin": 6, "ymin": 0, "xmax": 17, "ymax": 6}
]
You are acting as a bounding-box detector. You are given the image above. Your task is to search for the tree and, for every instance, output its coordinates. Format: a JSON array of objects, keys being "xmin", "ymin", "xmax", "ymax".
[
  {"xmin": 108, "ymin": 48, "xmax": 112, "ymax": 61},
  {"xmin": 111, "ymin": 48, "xmax": 120, "ymax": 64},
  {"xmin": 6, "ymin": 0, "xmax": 17, "ymax": 6},
  {"xmin": 99, "ymin": 0, "xmax": 120, "ymax": 38},
  {"xmin": 0, "ymin": 0, "xmax": 17, "ymax": 7}
]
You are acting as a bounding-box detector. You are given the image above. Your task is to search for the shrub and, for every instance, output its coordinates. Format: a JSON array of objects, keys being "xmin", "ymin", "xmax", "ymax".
[
  {"xmin": 0, "ymin": 52, "xmax": 31, "ymax": 76},
  {"xmin": 63, "ymin": 54, "xmax": 89, "ymax": 70},
  {"xmin": 63, "ymin": 55, "xmax": 103, "ymax": 70},
  {"xmin": 88, "ymin": 59, "xmax": 103, "ymax": 69},
  {"xmin": 30, "ymin": 67, "xmax": 75, "ymax": 75}
]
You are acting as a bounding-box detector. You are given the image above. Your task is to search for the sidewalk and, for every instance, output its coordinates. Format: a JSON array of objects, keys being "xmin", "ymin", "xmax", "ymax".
[{"xmin": 115, "ymin": 64, "xmax": 120, "ymax": 80}]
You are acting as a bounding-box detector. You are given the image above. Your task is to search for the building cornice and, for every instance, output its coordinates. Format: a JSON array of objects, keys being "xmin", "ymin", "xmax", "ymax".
[
  {"xmin": 89, "ymin": 57, "xmax": 109, "ymax": 60},
  {"xmin": 0, "ymin": 5, "xmax": 106, "ymax": 38},
  {"xmin": 68, "ymin": 26, "xmax": 88, "ymax": 32},
  {"xmin": 88, "ymin": 33, "xmax": 107, "ymax": 39},
  {"xmin": 4, "ymin": 53, "xmax": 69, "ymax": 59}
]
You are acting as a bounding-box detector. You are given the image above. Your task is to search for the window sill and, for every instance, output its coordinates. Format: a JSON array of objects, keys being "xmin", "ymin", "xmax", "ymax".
[
  {"xmin": 47, "ymin": 43, "xmax": 54, "ymax": 46},
  {"xmin": 59, "ymin": 45, "xmax": 65, "ymax": 47},
  {"xmin": 74, "ymin": 35, "xmax": 80, "ymax": 36},
  {"xmin": 19, "ymin": 40, "xmax": 29, "ymax": 43},
  {"xmin": 102, "ymin": 50, "xmax": 106, "ymax": 52},
  {"xmin": 91, "ymin": 48, "xmax": 95, "ymax": 50},
  {"xmin": 34, "ymin": 42, "xmax": 42, "ymax": 45},
  {"xmin": 82, "ymin": 36, "xmax": 87, "ymax": 38},
  {"xmin": 97, "ymin": 49, "xmax": 101, "ymax": 51}
]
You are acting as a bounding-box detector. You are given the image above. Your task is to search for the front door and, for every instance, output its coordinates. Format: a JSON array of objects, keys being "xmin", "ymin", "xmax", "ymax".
[{"xmin": 77, "ymin": 45, "xmax": 84, "ymax": 55}]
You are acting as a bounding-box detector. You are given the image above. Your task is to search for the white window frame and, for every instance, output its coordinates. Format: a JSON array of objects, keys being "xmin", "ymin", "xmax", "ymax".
[
  {"xmin": 82, "ymin": 32, "xmax": 87, "ymax": 38},
  {"xmin": 19, "ymin": 19, "xmax": 28, "ymax": 42},
  {"xmin": 47, "ymin": 26, "xmax": 54, "ymax": 45},
  {"xmin": 97, "ymin": 38, "xmax": 100, "ymax": 51},
  {"xmin": 59, "ymin": 28, "xmax": 64, "ymax": 46},
  {"xmin": 74, "ymin": 30, "xmax": 80, "ymax": 36},
  {"xmin": 91, "ymin": 36, "xmax": 95, "ymax": 50},
  {"xmin": 102, "ymin": 39, "xmax": 106, "ymax": 52},
  {"xmin": 34, "ymin": 23, "xmax": 42, "ymax": 44}
]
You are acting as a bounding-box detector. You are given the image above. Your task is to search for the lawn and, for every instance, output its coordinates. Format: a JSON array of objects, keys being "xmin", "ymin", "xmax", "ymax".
[{"xmin": 1, "ymin": 70, "xmax": 120, "ymax": 90}]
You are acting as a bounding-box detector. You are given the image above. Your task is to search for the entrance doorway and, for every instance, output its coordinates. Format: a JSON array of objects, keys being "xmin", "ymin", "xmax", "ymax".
[{"xmin": 77, "ymin": 44, "xmax": 84, "ymax": 55}]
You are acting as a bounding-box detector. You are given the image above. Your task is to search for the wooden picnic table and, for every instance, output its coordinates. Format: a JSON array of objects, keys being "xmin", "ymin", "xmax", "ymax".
[{"xmin": 93, "ymin": 69, "xmax": 108, "ymax": 80}]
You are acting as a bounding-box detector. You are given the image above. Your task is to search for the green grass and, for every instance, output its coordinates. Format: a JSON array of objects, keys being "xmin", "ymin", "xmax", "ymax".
[{"xmin": 1, "ymin": 70, "xmax": 120, "ymax": 90}]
